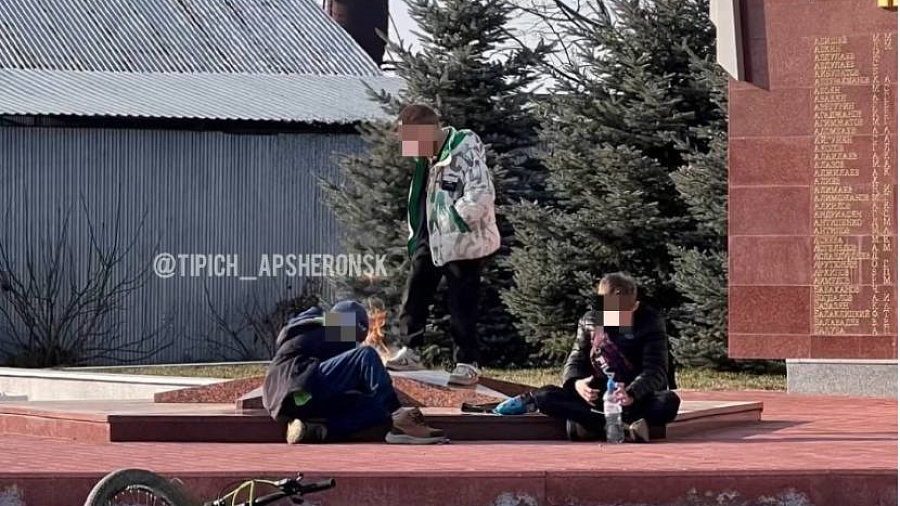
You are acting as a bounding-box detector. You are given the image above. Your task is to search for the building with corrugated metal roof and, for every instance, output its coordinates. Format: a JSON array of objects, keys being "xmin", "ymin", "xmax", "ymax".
[{"xmin": 0, "ymin": 0, "xmax": 402, "ymax": 365}]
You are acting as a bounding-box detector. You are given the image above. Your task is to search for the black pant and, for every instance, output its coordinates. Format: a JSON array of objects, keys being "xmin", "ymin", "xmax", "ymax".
[
  {"xmin": 531, "ymin": 385, "xmax": 681, "ymax": 440},
  {"xmin": 398, "ymin": 245, "xmax": 483, "ymax": 365}
]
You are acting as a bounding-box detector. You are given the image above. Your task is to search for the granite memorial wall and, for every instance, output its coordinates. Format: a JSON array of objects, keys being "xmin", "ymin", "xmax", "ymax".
[{"xmin": 728, "ymin": 0, "xmax": 898, "ymax": 360}]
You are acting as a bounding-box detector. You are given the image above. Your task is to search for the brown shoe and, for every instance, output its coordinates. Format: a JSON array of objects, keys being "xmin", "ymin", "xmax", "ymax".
[{"xmin": 385, "ymin": 407, "xmax": 448, "ymax": 444}]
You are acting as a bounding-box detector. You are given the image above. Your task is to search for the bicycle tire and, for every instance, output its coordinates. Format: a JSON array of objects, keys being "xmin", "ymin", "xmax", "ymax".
[{"xmin": 84, "ymin": 469, "xmax": 194, "ymax": 506}]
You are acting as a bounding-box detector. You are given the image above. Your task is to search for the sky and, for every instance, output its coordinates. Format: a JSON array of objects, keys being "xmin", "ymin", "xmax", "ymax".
[
  {"xmin": 384, "ymin": 0, "xmax": 558, "ymax": 53},
  {"xmin": 388, "ymin": 0, "xmax": 420, "ymax": 49},
  {"xmin": 382, "ymin": 0, "xmax": 573, "ymax": 91}
]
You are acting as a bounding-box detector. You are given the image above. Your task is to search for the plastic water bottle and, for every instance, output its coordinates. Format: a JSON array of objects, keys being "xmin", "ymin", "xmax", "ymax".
[{"xmin": 603, "ymin": 377, "xmax": 625, "ymax": 444}]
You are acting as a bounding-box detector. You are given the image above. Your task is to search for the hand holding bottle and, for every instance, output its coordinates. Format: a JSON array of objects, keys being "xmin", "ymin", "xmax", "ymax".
[{"xmin": 613, "ymin": 382, "xmax": 634, "ymax": 406}]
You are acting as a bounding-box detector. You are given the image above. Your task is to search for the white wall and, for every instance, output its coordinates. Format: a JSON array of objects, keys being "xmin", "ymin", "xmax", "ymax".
[{"xmin": 0, "ymin": 367, "xmax": 223, "ymax": 401}]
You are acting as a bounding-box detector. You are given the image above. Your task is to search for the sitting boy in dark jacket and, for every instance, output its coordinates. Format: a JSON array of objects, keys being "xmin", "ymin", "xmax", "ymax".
[
  {"xmin": 494, "ymin": 272, "xmax": 680, "ymax": 442},
  {"xmin": 262, "ymin": 300, "xmax": 446, "ymax": 445}
]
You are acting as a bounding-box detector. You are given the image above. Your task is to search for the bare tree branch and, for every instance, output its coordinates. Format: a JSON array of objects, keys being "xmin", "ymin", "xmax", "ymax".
[
  {"xmin": 0, "ymin": 194, "xmax": 170, "ymax": 367},
  {"xmin": 198, "ymin": 279, "xmax": 324, "ymax": 361}
]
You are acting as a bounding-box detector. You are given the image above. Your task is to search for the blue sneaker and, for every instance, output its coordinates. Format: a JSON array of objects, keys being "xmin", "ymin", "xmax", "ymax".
[{"xmin": 493, "ymin": 396, "xmax": 529, "ymax": 416}]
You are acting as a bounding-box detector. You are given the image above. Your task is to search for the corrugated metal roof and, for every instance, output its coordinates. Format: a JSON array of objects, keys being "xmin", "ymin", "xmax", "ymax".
[
  {"xmin": 0, "ymin": 69, "xmax": 403, "ymax": 123},
  {"xmin": 0, "ymin": 0, "xmax": 382, "ymax": 76}
]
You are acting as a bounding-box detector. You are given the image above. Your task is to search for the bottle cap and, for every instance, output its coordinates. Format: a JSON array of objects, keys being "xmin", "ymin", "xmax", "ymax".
[{"xmin": 607, "ymin": 376, "xmax": 616, "ymax": 392}]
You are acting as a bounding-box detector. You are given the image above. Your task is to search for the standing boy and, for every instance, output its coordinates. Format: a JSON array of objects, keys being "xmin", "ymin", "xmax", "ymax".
[{"xmin": 385, "ymin": 104, "xmax": 500, "ymax": 386}]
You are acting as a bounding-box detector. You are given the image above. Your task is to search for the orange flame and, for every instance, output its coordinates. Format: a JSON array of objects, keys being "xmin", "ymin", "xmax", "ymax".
[{"xmin": 363, "ymin": 299, "xmax": 391, "ymax": 360}]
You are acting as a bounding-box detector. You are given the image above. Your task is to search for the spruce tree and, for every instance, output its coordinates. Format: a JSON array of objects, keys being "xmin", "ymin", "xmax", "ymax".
[
  {"xmin": 668, "ymin": 57, "xmax": 730, "ymax": 369},
  {"xmin": 504, "ymin": 0, "xmax": 720, "ymax": 362},
  {"xmin": 322, "ymin": 0, "xmax": 549, "ymax": 366}
]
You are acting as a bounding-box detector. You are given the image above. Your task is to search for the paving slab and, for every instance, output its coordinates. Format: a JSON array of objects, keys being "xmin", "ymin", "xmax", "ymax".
[{"xmin": 0, "ymin": 392, "xmax": 894, "ymax": 506}]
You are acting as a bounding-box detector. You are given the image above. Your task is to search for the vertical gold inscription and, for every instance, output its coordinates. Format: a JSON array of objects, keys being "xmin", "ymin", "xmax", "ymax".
[
  {"xmin": 871, "ymin": 34, "xmax": 881, "ymax": 335},
  {"xmin": 812, "ymin": 36, "xmax": 871, "ymax": 335},
  {"xmin": 881, "ymin": 33, "xmax": 894, "ymax": 335}
]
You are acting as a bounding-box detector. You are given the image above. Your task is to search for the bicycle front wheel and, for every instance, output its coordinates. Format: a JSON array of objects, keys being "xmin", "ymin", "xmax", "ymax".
[{"xmin": 84, "ymin": 469, "xmax": 194, "ymax": 506}]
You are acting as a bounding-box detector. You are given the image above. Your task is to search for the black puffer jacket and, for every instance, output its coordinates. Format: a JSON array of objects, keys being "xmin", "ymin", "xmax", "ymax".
[{"xmin": 562, "ymin": 304, "xmax": 676, "ymax": 402}]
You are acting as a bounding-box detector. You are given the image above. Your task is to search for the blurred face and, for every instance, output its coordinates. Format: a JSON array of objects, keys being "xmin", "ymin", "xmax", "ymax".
[
  {"xmin": 399, "ymin": 123, "xmax": 441, "ymax": 157},
  {"xmin": 324, "ymin": 311, "xmax": 366, "ymax": 343},
  {"xmin": 598, "ymin": 294, "xmax": 638, "ymax": 327}
]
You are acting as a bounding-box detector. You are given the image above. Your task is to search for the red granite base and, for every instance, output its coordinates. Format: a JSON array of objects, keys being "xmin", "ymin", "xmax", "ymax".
[
  {"xmin": 391, "ymin": 376, "xmax": 504, "ymax": 407},
  {"xmin": 154, "ymin": 370, "xmax": 526, "ymax": 412},
  {"xmin": 155, "ymin": 371, "xmax": 527, "ymax": 408},
  {"xmin": 0, "ymin": 398, "xmax": 762, "ymax": 443},
  {"xmin": 153, "ymin": 376, "xmax": 262, "ymax": 404}
]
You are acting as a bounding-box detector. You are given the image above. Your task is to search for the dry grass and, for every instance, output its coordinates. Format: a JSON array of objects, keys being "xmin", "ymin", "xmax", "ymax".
[
  {"xmin": 77, "ymin": 364, "xmax": 268, "ymax": 379},
  {"xmin": 674, "ymin": 368, "xmax": 785, "ymax": 391},
  {"xmin": 77, "ymin": 363, "xmax": 785, "ymax": 391}
]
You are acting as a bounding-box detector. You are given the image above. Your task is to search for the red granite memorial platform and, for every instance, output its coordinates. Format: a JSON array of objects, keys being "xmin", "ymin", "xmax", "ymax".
[
  {"xmin": 0, "ymin": 391, "xmax": 894, "ymax": 506},
  {"xmin": 0, "ymin": 370, "xmax": 763, "ymax": 443},
  {"xmin": 0, "ymin": 398, "xmax": 763, "ymax": 443}
]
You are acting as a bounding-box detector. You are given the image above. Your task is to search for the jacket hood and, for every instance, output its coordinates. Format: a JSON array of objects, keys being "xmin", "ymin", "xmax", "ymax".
[{"xmin": 275, "ymin": 306, "xmax": 325, "ymax": 348}]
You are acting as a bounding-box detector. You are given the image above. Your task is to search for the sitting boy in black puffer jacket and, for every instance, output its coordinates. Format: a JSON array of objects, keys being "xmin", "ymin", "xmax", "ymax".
[{"xmin": 494, "ymin": 272, "xmax": 680, "ymax": 442}]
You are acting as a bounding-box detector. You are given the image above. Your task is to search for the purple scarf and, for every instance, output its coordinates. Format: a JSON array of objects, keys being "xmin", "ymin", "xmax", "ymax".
[{"xmin": 589, "ymin": 326, "xmax": 635, "ymax": 381}]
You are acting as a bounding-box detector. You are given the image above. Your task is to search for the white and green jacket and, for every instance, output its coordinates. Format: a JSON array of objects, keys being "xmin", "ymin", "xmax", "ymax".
[{"xmin": 407, "ymin": 127, "xmax": 500, "ymax": 266}]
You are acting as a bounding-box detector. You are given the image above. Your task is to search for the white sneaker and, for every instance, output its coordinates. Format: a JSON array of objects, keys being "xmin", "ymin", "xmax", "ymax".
[
  {"xmin": 285, "ymin": 419, "xmax": 328, "ymax": 444},
  {"xmin": 384, "ymin": 346, "xmax": 425, "ymax": 371},
  {"xmin": 448, "ymin": 363, "xmax": 480, "ymax": 386}
]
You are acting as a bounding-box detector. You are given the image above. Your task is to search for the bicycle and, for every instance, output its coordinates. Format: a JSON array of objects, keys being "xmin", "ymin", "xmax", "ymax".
[{"xmin": 84, "ymin": 469, "xmax": 336, "ymax": 506}]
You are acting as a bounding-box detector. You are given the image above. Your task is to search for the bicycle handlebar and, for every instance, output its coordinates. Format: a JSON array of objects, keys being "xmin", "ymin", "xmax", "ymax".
[
  {"xmin": 205, "ymin": 476, "xmax": 335, "ymax": 506},
  {"xmin": 299, "ymin": 479, "xmax": 336, "ymax": 495}
]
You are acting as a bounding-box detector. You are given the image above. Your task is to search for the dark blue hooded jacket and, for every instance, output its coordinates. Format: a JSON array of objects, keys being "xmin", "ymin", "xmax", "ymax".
[{"xmin": 262, "ymin": 306, "xmax": 357, "ymax": 421}]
